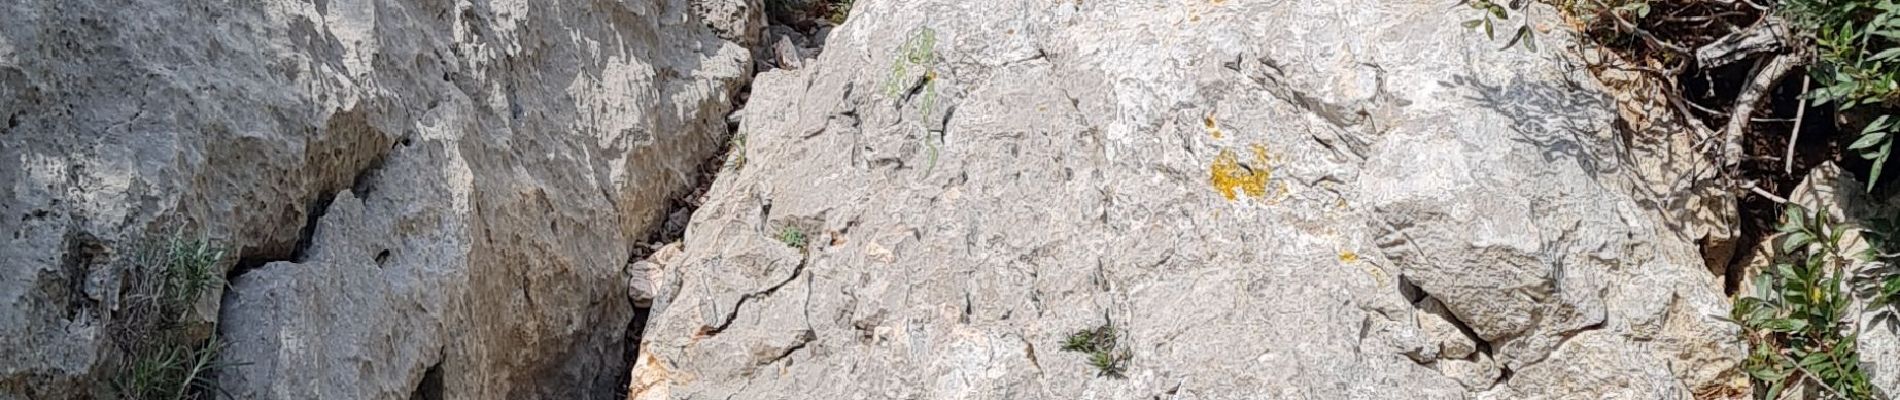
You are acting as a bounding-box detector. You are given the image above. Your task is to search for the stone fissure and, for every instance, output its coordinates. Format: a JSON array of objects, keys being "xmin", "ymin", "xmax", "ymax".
[{"xmin": 699, "ymin": 254, "xmax": 810, "ymax": 338}]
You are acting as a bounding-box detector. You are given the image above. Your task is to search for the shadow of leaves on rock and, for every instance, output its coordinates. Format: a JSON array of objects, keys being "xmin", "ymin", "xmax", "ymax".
[{"xmin": 1440, "ymin": 74, "xmax": 1627, "ymax": 179}]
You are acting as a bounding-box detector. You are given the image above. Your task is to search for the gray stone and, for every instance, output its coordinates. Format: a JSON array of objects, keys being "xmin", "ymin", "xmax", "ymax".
[
  {"xmin": 0, "ymin": 0, "xmax": 756, "ymax": 398},
  {"xmin": 1416, "ymin": 298, "xmax": 1477, "ymax": 360},
  {"xmin": 630, "ymin": 243, "xmax": 685, "ymax": 308},
  {"xmin": 1438, "ymin": 353, "xmax": 1501, "ymax": 392},
  {"xmin": 632, "ymin": 0, "xmax": 1741, "ymax": 398}
]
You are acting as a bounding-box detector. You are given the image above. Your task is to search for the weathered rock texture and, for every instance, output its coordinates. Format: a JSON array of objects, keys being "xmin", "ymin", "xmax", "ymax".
[
  {"xmin": 633, "ymin": 0, "xmax": 1744, "ymax": 398},
  {"xmin": 0, "ymin": 0, "xmax": 756, "ymax": 398}
]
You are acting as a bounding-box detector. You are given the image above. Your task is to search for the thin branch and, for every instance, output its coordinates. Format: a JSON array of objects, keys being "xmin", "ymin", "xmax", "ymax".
[
  {"xmin": 1789, "ymin": 359, "xmax": 1854, "ymax": 400},
  {"xmin": 1613, "ymin": 63, "xmax": 1719, "ymax": 137},
  {"xmin": 1744, "ymin": 180, "xmax": 1789, "ymax": 203},
  {"xmin": 1722, "ymin": 54, "xmax": 1797, "ymax": 169},
  {"xmin": 1608, "ymin": 10, "xmax": 1695, "ymax": 55},
  {"xmin": 1786, "ymin": 75, "xmax": 1811, "ymax": 175}
]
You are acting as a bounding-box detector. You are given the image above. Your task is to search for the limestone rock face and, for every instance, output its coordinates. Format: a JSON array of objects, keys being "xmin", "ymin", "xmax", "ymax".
[
  {"xmin": 0, "ymin": 0, "xmax": 756, "ymax": 398},
  {"xmin": 633, "ymin": 0, "xmax": 1742, "ymax": 398}
]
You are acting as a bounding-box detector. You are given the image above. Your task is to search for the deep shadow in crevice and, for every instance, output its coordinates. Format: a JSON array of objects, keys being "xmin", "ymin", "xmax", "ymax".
[
  {"xmin": 409, "ymin": 358, "xmax": 445, "ymax": 400},
  {"xmin": 228, "ymin": 192, "xmax": 335, "ymax": 280}
]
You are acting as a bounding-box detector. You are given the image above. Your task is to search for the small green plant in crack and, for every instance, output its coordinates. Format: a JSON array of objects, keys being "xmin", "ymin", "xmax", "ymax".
[
  {"xmin": 824, "ymin": 0, "xmax": 854, "ymax": 25},
  {"xmin": 724, "ymin": 133, "xmax": 747, "ymax": 172},
  {"xmin": 154, "ymin": 237, "xmax": 225, "ymax": 317},
  {"xmin": 114, "ymin": 235, "xmax": 236, "ymax": 400},
  {"xmin": 1733, "ymin": 205, "xmax": 1878, "ymax": 399},
  {"xmin": 1060, "ymin": 324, "xmax": 1129, "ymax": 378},
  {"xmin": 121, "ymin": 335, "xmax": 230, "ymax": 400},
  {"xmin": 777, "ymin": 226, "xmax": 808, "ymax": 251}
]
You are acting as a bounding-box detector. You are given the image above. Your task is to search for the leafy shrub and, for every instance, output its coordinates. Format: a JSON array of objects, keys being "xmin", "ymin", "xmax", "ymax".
[
  {"xmin": 1783, "ymin": 0, "xmax": 1900, "ymax": 188},
  {"xmin": 1733, "ymin": 205, "xmax": 1878, "ymax": 399}
]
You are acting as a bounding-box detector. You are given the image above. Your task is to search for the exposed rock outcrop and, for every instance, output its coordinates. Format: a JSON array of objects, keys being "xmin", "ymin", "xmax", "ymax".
[
  {"xmin": 0, "ymin": 0, "xmax": 757, "ymax": 398},
  {"xmin": 633, "ymin": 0, "xmax": 1742, "ymax": 398}
]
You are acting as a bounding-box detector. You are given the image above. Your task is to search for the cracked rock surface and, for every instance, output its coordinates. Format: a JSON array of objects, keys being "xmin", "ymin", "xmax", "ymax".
[
  {"xmin": 0, "ymin": 0, "xmax": 756, "ymax": 398},
  {"xmin": 634, "ymin": 0, "xmax": 1742, "ymax": 398}
]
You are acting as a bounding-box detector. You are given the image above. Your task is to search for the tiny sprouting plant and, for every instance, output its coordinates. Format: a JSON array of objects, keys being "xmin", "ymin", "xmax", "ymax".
[
  {"xmin": 1061, "ymin": 323, "xmax": 1129, "ymax": 378},
  {"xmin": 1733, "ymin": 205, "xmax": 1879, "ymax": 399},
  {"xmin": 777, "ymin": 226, "xmax": 808, "ymax": 251}
]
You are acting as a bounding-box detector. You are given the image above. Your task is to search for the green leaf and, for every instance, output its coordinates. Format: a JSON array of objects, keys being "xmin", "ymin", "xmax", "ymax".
[
  {"xmin": 1868, "ymin": 141, "xmax": 1891, "ymax": 191},
  {"xmin": 1868, "ymin": 115, "xmax": 1894, "ymax": 132},
  {"xmin": 1768, "ymin": 318, "xmax": 1810, "ymax": 332},
  {"xmin": 1783, "ymin": 206, "xmax": 1809, "ymax": 232},
  {"xmin": 1850, "ymin": 130, "xmax": 1889, "ymax": 150},
  {"xmin": 1484, "ymin": 18, "xmax": 1495, "ymax": 39},
  {"xmin": 1784, "ymin": 231, "xmax": 1816, "ymax": 253},
  {"xmin": 1502, "ymin": 26, "xmax": 1529, "ymax": 50},
  {"xmin": 1874, "ymin": 47, "xmax": 1900, "ymax": 62},
  {"xmin": 1463, "ymin": 19, "xmax": 1484, "ymax": 29}
]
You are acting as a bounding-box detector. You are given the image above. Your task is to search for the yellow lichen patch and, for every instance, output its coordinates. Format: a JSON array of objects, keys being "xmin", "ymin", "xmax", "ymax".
[
  {"xmin": 1209, "ymin": 147, "xmax": 1271, "ymax": 200},
  {"xmin": 1203, "ymin": 114, "xmax": 1222, "ymax": 138},
  {"xmin": 1340, "ymin": 250, "xmax": 1388, "ymax": 287},
  {"xmin": 1359, "ymin": 263, "xmax": 1389, "ymax": 287}
]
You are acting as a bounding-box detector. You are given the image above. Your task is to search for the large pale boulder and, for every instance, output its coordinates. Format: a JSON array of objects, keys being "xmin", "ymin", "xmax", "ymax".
[
  {"xmin": 0, "ymin": 0, "xmax": 757, "ymax": 398},
  {"xmin": 632, "ymin": 0, "xmax": 1742, "ymax": 398}
]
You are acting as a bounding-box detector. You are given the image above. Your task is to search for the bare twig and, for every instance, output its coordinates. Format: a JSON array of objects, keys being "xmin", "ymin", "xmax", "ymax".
[
  {"xmin": 1744, "ymin": 180, "xmax": 1789, "ymax": 203},
  {"xmin": 1608, "ymin": 10, "xmax": 1695, "ymax": 55},
  {"xmin": 1613, "ymin": 63, "xmax": 1718, "ymax": 137},
  {"xmin": 1721, "ymin": 54, "xmax": 1797, "ymax": 169},
  {"xmin": 1789, "ymin": 360, "xmax": 1855, "ymax": 400},
  {"xmin": 1786, "ymin": 75, "xmax": 1811, "ymax": 175}
]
